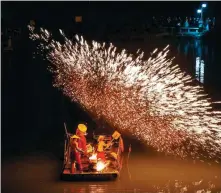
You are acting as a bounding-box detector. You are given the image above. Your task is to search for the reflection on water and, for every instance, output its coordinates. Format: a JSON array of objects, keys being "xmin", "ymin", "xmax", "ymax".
[
  {"xmin": 62, "ymin": 178, "xmax": 220, "ymax": 193},
  {"xmin": 176, "ymin": 39, "xmax": 214, "ymax": 85},
  {"xmin": 64, "ymin": 185, "xmax": 109, "ymax": 193},
  {"xmin": 196, "ymin": 57, "xmax": 205, "ymax": 83},
  {"xmin": 2, "ymin": 154, "xmax": 221, "ymax": 193},
  {"xmin": 61, "ymin": 177, "xmax": 220, "ymax": 193}
]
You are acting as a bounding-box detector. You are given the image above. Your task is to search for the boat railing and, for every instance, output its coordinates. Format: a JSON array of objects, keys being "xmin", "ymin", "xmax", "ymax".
[
  {"xmin": 180, "ymin": 27, "xmax": 200, "ymax": 33},
  {"xmin": 178, "ymin": 27, "xmax": 209, "ymax": 35}
]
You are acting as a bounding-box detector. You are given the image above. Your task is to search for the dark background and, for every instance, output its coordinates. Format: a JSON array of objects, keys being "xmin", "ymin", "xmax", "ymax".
[
  {"xmin": 2, "ymin": 1, "xmax": 220, "ymax": 29},
  {"xmin": 2, "ymin": 1, "xmax": 221, "ymax": 159}
]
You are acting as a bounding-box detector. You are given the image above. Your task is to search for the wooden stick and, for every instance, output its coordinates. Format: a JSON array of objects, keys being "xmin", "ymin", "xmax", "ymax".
[{"xmin": 64, "ymin": 122, "xmax": 68, "ymax": 136}]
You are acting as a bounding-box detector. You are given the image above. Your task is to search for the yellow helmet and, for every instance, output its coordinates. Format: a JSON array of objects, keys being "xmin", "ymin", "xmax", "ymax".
[
  {"xmin": 98, "ymin": 135, "xmax": 105, "ymax": 141},
  {"xmin": 71, "ymin": 135, "xmax": 80, "ymax": 139},
  {"xmin": 78, "ymin": 124, "xmax": 87, "ymax": 133}
]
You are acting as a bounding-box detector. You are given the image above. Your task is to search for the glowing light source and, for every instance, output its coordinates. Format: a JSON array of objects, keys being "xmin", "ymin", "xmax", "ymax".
[
  {"xmin": 197, "ymin": 9, "xmax": 202, "ymax": 13},
  {"xmin": 96, "ymin": 161, "xmax": 106, "ymax": 172},
  {"xmin": 28, "ymin": 25, "xmax": 221, "ymax": 163},
  {"xmin": 202, "ymin": 3, "xmax": 207, "ymax": 8},
  {"xmin": 89, "ymin": 153, "xmax": 97, "ymax": 161},
  {"xmin": 75, "ymin": 16, "xmax": 82, "ymax": 23}
]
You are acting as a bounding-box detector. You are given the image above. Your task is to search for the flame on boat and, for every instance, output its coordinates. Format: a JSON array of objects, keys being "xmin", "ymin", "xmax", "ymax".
[
  {"xmin": 96, "ymin": 161, "xmax": 107, "ymax": 172},
  {"xmin": 89, "ymin": 153, "xmax": 97, "ymax": 161}
]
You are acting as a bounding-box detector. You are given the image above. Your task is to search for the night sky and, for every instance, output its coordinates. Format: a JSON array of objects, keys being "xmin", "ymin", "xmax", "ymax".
[{"xmin": 2, "ymin": 1, "xmax": 218, "ymax": 25}]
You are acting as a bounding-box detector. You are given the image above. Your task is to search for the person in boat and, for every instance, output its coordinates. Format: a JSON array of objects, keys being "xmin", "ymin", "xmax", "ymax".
[
  {"xmin": 97, "ymin": 135, "xmax": 111, "ymax": 162},
  {"xmin": 70, "ymin": 135, "xmax": 85, "ymax": 173},
  {"xmin": 76, "ymin": 124, "xmax": 88, "ymax": 154}
]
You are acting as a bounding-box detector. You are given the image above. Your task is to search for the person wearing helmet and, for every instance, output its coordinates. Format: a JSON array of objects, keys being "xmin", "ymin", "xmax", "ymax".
[
  {"xmin": 70, "ymin": 135, "xmax": 84, "ymax": 173},
  {"xmin": 76, "ymin": 124, "xmax": 88, "ymax": 153},
  {"xmin": 97, "ymin": 135, "xmax": 111, "ymax": 162}
]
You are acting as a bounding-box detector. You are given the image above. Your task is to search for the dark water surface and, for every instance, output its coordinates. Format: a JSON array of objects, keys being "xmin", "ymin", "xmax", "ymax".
[
  {"xmin": 2, "ymin": 152, "xmax": 221, "ymax": 193},
  {"xmin": 2, "ymin": 34, "xmax": 221, "ymax": 193}
]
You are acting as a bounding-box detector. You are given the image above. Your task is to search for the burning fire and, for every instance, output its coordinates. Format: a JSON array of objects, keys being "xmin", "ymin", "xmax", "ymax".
[
  {"xmin": 89, "ymin": 153, "xmax": 97, "ymax": 161},
  {"xmin": 89, "ymin": 154, "xmax": 107, "ymax": 171},
  {"xmin": 96, "ymin": 161, "xmax": 107, "ymax": 172}
]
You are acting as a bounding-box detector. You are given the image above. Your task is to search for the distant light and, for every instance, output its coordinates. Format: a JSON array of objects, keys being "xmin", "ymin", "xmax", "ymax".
[
  {"xmin": 202, "ymin": 3, "xmax": 207, "ymax": 8},
  {"xmin": 197, "ymin": 9, "xmax": 202, "ymax": 13},
  {"xmin": 75, "ymin": 16, "xmax": 82, "ymax": 23}
]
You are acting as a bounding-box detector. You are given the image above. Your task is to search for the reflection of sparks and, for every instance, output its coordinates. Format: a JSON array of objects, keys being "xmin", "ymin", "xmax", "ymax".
[
  {"xmin": 89, "ymin": 154, "xmax": 97, "ymax": 161},
  {"xmin": 196, "ymin": 57, "xmax": 205, "ymax": 83},
  {"xmin": 153, "ymin": 178, "xmax": 218, "ymax": 193},
  {"xmin": 96, "ymin": 161, "xmax": 106, "ymax": 172},
  {"xmin": 28, "ymin": 26, "xmax": 221, "ymax": 162}
]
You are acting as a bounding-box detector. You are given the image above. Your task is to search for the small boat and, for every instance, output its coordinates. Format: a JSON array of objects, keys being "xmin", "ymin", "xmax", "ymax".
[{"xmin": 61, "ymin": 125, "xmax": 124, "ymax": 181}]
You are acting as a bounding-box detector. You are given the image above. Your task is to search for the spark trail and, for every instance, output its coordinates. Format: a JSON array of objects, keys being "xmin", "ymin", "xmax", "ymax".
[{"xmin": 28, "ymin": 26, "xmax": 221, "ymax": 162}]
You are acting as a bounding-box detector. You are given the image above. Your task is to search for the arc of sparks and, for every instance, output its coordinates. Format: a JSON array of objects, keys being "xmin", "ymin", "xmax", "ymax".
[{"xmin": 28, "ymin": 25, "xmax": 221, "ymax": 162}]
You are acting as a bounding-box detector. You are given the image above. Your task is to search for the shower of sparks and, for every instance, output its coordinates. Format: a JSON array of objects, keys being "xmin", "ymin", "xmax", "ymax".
[{"xmin": 28, "ymin": 25, "xmax": 221, "ymax": 162}]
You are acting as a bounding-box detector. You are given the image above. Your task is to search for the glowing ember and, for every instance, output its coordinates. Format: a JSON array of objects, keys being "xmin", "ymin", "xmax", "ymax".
[
  {"xmin": 89, "ymin": 153, "xmax": 97, "ymax": 161},
  {"xmin": 96, "ymin": 161, "xmax": 106, "ymax": 172},
  {"xmin": 28, "ymin": 26, "xmax": 221, "ymax": 162}
]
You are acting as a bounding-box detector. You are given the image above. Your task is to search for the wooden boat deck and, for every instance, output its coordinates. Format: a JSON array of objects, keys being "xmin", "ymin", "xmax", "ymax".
[{"xmin": 61, "ymin": 133, "xmax": 123, "ymax": 181}]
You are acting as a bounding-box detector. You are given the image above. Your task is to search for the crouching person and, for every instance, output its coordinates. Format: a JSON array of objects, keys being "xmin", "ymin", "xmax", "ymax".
[
  {"xmin": 70, "ymin": 135, "xmax": 84, "ymax": 173},
  {"xmin": 97, "ymin": 135, "xmax": 111, "ymax": 162}
]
